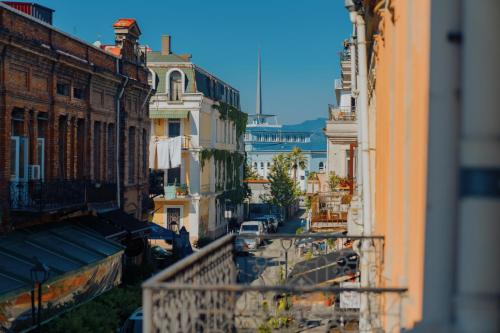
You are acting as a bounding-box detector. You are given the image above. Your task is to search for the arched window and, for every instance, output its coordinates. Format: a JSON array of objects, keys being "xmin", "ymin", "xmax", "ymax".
[
  {"xmin": 253, "ymin": 162, "xmax": 257, "ymax": 170},
  {"xmin": 319, "ymin": 162, "xmax": 324, "ymax": 171},
  {"xmin": 260, "ymin": 162, "xmax": 264, "ymax": 170},
  {"xmin": 169, "ymin": 71, "xmax": 183, "ymax": 101}
]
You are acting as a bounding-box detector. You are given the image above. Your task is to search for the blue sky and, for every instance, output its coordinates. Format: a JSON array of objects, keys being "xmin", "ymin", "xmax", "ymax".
[{"xmin": 39, "ymin": 0, "xmax": 351, "ymax": 124}]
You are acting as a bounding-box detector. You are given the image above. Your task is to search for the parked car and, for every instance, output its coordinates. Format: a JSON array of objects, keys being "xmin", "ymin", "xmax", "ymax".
[
  {"xmin": 237, "ymin": 221, "xmax": 265, "ymax": 251},
  {"xmin": 120, "ymin": 308, "xmax": 142, "ymax": 333}
]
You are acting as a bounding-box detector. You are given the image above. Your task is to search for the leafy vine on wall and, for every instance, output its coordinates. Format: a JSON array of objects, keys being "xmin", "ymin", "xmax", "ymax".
[
  {"xmin": 200, "ymin": 148, "xmax": 247, "ymax": 204},
  {"xmin": 211, "ymin": 101, "xmax": 248, "ymax": 140}
]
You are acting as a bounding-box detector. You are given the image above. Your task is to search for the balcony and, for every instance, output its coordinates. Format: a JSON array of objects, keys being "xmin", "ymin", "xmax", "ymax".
[
  {"xmin": 8, "ymin": 180, "xmax": 116, "ymax": 213},
  {"xmin": 310, "ymin": 191, "xmax": 352, "ymax": 232},
  {"xmin": 163, "ymin": 184, "xmax": 189, "ymax": 199},
  {"xmin": 152, "ymin": 135, "xmax": 191, "ymax": 150},
  {"xmin": 325, "ymin": 105, "xmax": 358, "ymax": 143},
  {"xmin": 329, "ymin": 105, "xmax": 356, "ymax": 122},
  {"xmin": 334, "ymin": 78, "xmax": 343, "ymax": 90},
  {"xmin": 149, "ymin": 170, "xmax": 190, "ymax": 199},
  {"xmin": 143, "ymin": 233, "xmax": 406, "ymax": 332}
]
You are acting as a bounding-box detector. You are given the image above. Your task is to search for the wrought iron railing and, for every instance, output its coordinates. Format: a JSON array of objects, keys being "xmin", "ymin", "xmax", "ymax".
[
  {"xmin": 86, "ymin": 182, "xmax": 117, "ymax": 203},
  {"xmin": 143, "ymin": 234, "xmax": 406, "ymax": 332},
  {"xmin": 328, "ymin": 105, "xmax": 357, "ymax": 122},
  {"xmin": 164, "ymin": 184, "xmax": 189, "ymax": 199},
  {"xmin": 340, "ymin": 49, "xmax": 351, "ymax": 62},
  {"xmin": 9, "ymin": 180, "xmax": 87, "ymax": 212}
]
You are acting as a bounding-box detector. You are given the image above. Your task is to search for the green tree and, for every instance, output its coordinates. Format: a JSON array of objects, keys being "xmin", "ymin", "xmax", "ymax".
[
  {"xmin": 307, "ymin": 171, "xmax": 318, "ymax": 181},
  {"xmin": 286, "ymin": 147, "xmax": 307, "ymax": 184},
  {"xmin": 262, "ymin": 154, "xmax": 300, "ymax": 211},
  {"xmin": 328, "ymin": 171, "xmax": 342, "ymax": 191}
]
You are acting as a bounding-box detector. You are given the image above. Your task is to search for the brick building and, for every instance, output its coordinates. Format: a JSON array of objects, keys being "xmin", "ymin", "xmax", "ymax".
[
  {"xmin": 0, "ymin": 4, "xmax": 151, "ymax": 230},
  {"xmin": 0, "ymin": 3, "xmax": 152, "ymax": 330}
]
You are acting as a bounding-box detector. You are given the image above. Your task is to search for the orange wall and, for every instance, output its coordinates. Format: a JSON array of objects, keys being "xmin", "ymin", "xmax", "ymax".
[{"xmin": 369, "ymin": 0, "xmax": 430, "ymax": 328}]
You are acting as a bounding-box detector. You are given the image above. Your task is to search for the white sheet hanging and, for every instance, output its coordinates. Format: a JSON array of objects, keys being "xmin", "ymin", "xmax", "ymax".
[
  {"xmin": 157, "ymin": 140, "xmax": 171, "ymax": 169},
  {"xmin": 169, "ymin": 136, "xmax": 182, "ymax": 168},
  {"xmin": 149, "ymin": 139, "xmax": 157, "ymax": 168}
]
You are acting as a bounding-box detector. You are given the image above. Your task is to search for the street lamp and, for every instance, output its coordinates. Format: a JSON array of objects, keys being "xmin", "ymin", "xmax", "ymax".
[
  {"xmin": 170, "ymin": 220, "xmax": 178, "ymax": 260},
  {"xmin": 30, "ymin": 257, "xmax": 49, "ymax": 332}
]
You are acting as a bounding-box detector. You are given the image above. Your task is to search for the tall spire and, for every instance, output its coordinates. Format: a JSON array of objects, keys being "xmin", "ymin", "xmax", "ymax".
[{"xmin": 256, "ymin": 49, "xmax": 262, "ymax": 118}]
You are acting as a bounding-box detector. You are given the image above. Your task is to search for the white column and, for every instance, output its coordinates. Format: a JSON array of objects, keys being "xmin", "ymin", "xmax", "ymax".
[
  {"xmin": 455, "ymin": 1, "xmax": 500, "ymax": 332},
  {"xmin": 414, "ymin": 0, "xmax": 461, "ymax": 331},
  {"xmin": 189, "ymin": 198, "xmax": 200, "ymax": 239}
]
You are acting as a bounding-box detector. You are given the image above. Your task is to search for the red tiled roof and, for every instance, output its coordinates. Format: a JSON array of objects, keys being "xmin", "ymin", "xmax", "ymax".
[
  {"xmin": 244, "ymin": 179, "xmax": 270, "ymax": 184},
  {"xmin": 113, "ymin": 18, "xmax": 136, "ymax": 28}
]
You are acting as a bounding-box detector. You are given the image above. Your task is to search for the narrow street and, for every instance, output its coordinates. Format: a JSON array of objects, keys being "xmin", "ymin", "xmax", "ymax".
[
  {"xmin": 234, "ymin": 210, "xmax": 310, "ymax": 330},
  {"xmin": 236, "ymin": 210, "xmax": 305, "ymax": 285}
]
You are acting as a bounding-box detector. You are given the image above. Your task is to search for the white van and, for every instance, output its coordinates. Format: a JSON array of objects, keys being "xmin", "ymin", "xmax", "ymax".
[{"xmin": 237, "ymin": 221, "xmax": 265, "ymax": 250}]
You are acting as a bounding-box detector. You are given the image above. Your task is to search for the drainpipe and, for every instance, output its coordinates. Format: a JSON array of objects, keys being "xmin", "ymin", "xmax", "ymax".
[
  {"xmin": 349, "ymin": 24, "xmax": 360, "ymax": 191},
  {"xmin": 350, "ymin": 25, "xmax": 357, "ymax": 94},
  {"xmin": 349, "ymin": 9, "xmax": 374, "ymax": 331},
  {"xmin": 116, "ymin": 58, "xmax": 129, "ymax": 209},
  {"xmin": 354, "ymin": 12, "xmax": 372, "ymax": 238}
]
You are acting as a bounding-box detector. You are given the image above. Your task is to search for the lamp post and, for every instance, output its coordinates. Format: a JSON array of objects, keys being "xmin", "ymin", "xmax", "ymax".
[
  {"xmin": 170, "ymin": 220, "xmax": 178, "ymax": 260},
  {"xmin": 30, "ymin": 257, "xmax": 49, "ymax": 332}
]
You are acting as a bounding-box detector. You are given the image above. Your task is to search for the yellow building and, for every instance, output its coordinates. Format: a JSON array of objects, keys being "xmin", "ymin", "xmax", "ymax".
[
  {"xmin": 366, "ymin": 0, "xmax": 430, "ymax": 329},
  {"xmin": 147, "ymin": 36, "xmax": 246, "ymax": 244}
]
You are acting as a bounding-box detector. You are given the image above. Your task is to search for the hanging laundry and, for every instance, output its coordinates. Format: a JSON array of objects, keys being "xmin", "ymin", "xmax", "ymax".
[
  {"xmin": 149, "ymin": 139, "xmax": 157, "ymax": 168},
  {"xmin": 157, "ymin": 139, "xmax": 171, "ymax": 169},
  {"xmin": 169, "ymin": 136, "xmax": 182, "ymax": 168}
]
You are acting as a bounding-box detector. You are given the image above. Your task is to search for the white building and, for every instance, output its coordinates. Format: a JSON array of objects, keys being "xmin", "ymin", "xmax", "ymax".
[
  {"xmin": 245, "ymin": 51, "xmax": 326, "ymax": 192},
  {"xmin": 324, "ymin": 48, "xmax": 357, "ymax": 180}
]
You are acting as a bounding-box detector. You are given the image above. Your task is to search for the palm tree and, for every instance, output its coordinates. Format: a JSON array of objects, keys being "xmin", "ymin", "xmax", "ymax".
[{"xmin": 286, "ymin": 147, "xmax": 307, "ymax": 185}]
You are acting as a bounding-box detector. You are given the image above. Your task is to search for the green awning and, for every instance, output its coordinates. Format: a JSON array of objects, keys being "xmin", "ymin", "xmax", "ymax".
[{"xmin": 149, "ymin": 109, "xmax": 189, "ymax": 119}]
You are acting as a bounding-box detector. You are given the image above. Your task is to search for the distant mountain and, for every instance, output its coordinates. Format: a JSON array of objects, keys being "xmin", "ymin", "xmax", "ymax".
[{"xmin": 282, "ymin": 118, "xmax": 327, "ymax": 133}]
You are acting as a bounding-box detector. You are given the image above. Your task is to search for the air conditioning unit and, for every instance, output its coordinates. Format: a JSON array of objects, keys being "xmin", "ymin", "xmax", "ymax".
[{"xmin": 29, "ymin": 165, "xmax": 41, "ymax": 180}]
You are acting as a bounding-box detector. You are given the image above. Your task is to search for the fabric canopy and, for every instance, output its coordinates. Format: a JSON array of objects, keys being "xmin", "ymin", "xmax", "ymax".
[
  {"xmin": 148, "ymin": 223, "xmax": 174, "ymax": 241},
  {"xmin": 99, "ymin": 210, "xmax": 151, "ymax": 236},
  {"xmin": 149, "ymin": 109, "xmax": 189, "ymax": 119}
]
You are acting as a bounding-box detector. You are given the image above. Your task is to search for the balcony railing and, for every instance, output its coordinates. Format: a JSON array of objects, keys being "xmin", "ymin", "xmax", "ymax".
[
  {"xmin": 152, "ymin": 135, "xmax": 191, "ymax": 150},
  {"xmin": 143, "ymin": 234, "xmax": 407, "ymax": 332},
  {"xmin": 8, "ymin": 180, "xmax": 115, "ymax": 212},
  {"xmin": 340, "ymin": 49, "xmax": 351, "ymax": 62},
  {"xmin": 163, "ymin": 184, "xmax": 189, "ymax": 199},
  {"xmin": 149, "ymin": 170, "xmax": 190, "ymax": 199},
  {"xmin": 329, "ymin": 105, "xmax": 357, "ymax": 121},
  {"xmin": 181, "ymin": 135, "xmax": 191, "ymax": 150}
]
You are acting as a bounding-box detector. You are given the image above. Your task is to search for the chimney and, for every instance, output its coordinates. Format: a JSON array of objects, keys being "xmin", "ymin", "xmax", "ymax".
[{"xmin": 161, "ymin": 35, "xmax": 171, "ymax": 55}]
